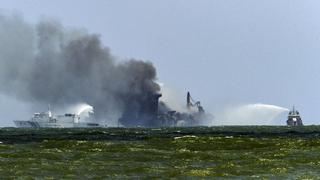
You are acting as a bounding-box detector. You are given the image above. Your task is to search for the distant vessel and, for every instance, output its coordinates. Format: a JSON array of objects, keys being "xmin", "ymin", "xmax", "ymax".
[
  {"xmin": 14, "ymin": 106, "xmax": 103, "ymax": 128},
  {"xmin": 286, "ymin": 106, "xmax": 303, "ymax": 126}
]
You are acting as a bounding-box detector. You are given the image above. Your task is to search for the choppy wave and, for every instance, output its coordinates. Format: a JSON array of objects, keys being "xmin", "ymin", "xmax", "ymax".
[{"xmin": 0, "ymin": 127, "xmax": 319, "ymax": 178}]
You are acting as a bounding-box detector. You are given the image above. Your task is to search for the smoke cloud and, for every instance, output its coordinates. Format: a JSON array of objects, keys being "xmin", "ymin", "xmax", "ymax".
[{"xmin": 0, "ymin": 15, "xmax": 160, "ymax": 125}]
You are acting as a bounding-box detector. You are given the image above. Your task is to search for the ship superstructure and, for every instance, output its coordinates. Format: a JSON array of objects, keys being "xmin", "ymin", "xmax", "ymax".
[
  {"xmin": 158, "ymin": 92, "xmax": 209, "ymax": 127},
  {"xmin": 286, "ymin": 106, "xmax": 303, "ymax": 126}
]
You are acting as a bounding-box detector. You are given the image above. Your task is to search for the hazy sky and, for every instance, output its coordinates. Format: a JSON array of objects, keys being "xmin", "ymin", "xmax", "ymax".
[{"xmin": 1, "ymin": 0, "xmax": 320, "ymax": 125}]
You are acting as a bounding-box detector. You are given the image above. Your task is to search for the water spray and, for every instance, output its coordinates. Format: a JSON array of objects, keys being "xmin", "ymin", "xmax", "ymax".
[{"xmin": 213, "ymin": 103, "xmax": 289, "ymax": 125}]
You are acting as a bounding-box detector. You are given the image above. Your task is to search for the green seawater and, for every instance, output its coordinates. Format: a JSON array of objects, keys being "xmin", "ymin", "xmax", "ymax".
[{"xmin": 0, "ymin": 126, "xmax": 320, "ymax": 179}]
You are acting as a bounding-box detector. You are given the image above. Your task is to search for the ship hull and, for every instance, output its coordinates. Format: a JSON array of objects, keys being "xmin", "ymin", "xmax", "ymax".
[
  {"xmin": 14, "ymin": 120, "xmax": 40, "ymax": 128},
  {"xmin": 14, "ymin": 120, "xmax": 102, "ymax": 128}
]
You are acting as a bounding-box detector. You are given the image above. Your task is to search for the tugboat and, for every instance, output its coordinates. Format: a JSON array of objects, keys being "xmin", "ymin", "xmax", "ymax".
[{"xmin": 286, "ymin": 106, "xmax": 303, "ymax": 126}]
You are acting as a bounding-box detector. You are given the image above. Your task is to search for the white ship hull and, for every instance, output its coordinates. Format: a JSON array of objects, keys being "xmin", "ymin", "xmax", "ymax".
[
  {"xmin": 14, "ymin": 120, "xmax": 102, "ymax": 128},
  {"xmin": 14, "ymin": 109, "xmax": 103, "ymax": 128}
]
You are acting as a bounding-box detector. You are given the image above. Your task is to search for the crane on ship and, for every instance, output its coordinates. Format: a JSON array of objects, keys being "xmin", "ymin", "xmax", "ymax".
[{"xmin": 187, "ymin": 92, "xmax": 205, "ymax": 113}]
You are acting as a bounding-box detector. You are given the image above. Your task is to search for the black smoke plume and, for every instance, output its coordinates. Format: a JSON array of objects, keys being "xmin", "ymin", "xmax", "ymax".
[{"xmin": 0, "ymin": 15, "xmax": 161, "ymax": 125}]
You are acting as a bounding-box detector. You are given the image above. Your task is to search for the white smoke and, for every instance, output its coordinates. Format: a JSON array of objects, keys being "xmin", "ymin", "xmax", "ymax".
[
  {"xmin": 212, "ymin": 103, "xmax": 289, "ymax": 125},
  {"xmin": 159, "ymin": 83, "xmax": 188, "ymax": 113}
]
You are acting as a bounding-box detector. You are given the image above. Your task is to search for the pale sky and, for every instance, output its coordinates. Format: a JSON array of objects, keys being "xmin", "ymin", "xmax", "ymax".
[{"xmin": 1, "ymin": 0, "xmax": 320, "ymax": 125}]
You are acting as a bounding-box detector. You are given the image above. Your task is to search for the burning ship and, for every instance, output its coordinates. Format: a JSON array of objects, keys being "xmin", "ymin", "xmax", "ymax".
[
  {"xmin": 14, "ymin": 106, "xmax": 103, "ymax": 128},
  {"xmin": 286, "ymin": 106, "xmax": 303, "ymax": 126},
  {"xmin": 118, "ymin": 91, "xmax": 210, "ymax": 127},
  {"xmin": 158, "ymin": 92, "xmax": 208, "ymax": 127}
]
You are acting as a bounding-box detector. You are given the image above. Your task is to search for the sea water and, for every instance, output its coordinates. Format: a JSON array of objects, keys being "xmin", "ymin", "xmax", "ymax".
[{"xmin": 0, "ymin": 126, "xmax": 319, "ymax": 179}]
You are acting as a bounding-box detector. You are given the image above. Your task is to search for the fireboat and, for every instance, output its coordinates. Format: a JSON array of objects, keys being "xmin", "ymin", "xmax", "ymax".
[{"xmin": 286, "ymin": 106, "xmax": 303, "ymax": 126}]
